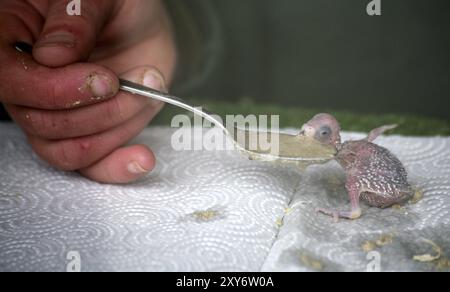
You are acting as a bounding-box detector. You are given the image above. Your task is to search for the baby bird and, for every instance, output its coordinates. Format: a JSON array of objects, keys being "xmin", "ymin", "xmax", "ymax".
[{"xmin": 299, "ymin": 114, "xmax": 413, "ymax": 221}]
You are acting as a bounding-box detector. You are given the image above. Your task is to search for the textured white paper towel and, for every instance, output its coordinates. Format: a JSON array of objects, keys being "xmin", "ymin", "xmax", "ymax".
[{"xmin": 0, "ymin": 124, "xmax": 449, "ymax": 271}]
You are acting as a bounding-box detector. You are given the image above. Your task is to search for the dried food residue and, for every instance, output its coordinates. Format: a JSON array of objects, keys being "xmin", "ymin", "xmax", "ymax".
[{"xmin": 361, "ymin": 234, "xmax": 394, "ymax": 252}]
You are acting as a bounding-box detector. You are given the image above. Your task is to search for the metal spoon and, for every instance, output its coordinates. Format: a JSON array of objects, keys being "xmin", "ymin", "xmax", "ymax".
[
  {"xmin": 120, "ymin": 80, "xmax": 336, "ymax": 167},
  {"xmin": 15, "ymin": 42, "xmax": 336, "ymax": 168}
]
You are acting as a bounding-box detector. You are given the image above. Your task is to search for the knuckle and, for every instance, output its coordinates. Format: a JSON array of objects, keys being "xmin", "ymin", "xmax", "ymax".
[
  {"xmin": 107, "ymin": 97, "xmax": 126, "ymax": 124},
  {"xmin": 20, "ymin": 72, "xmax": 58, "ymax": 109},
  {"xmin": 41, "ymin": 79, "xmax": 59, "ymax": 109},
  {"xmin": 71, "ymin": 14, "xmax": 91, "ymax": 34},
  {"xmin": 26, "ymin": 110, "xmax": 64, "ymax": 139},
  {"xmin": 27, "ymin": 138, "xmax": 72, "ymax": 171},
  {"xmin": 60, "ymin": 3, "xmax": 99, "ymax": 39},
  {"xmin": 44, "ymin": 78, "xmax": 76, "ymax": 110},
  {"xmin": 48, "ymin": 140, "xmax": 88, "ymax": 171},
  {"xmin": 26, "ymin": 110, "xmax": 50, "ymax": 136}
]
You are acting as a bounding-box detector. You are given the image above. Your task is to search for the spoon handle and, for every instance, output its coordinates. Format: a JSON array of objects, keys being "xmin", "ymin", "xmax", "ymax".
[
  {"xmin": 14, "ymin": 42, "xmax": 228, "ymax": 134},
  {"xmin": 119, "ymin": 79, "xmax": 228, "ymax": 133}
]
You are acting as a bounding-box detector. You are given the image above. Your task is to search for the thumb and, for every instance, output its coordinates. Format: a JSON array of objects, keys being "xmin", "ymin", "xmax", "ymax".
[
  {"xmin": 33, "ymin": 0, "xmax": 114, "ymax": 67},
  {"xmin": 78, "ymin": 66, "xmax": 167, "ymax": 184}
]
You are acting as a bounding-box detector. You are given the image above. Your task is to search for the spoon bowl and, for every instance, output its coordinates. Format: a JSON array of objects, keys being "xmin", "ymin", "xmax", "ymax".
[{"xmin": 120, "ymin": 80, "xmax": 337, "ymax": 167}]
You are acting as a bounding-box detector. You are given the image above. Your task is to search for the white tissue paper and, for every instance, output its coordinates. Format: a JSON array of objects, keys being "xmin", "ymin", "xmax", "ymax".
[{"xmin": 0, "ymin": 124, "xmax": 449, "ymax": 271}]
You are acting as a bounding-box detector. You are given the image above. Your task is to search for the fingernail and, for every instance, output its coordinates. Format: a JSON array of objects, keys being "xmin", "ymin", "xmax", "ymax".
[
  {"xmin": 143, "ymin": 69, "xmax": 167, "ymax": 92},
  {"xmin": 127, "ymin": 161, "xmax": 149, "ymax": 175},
  {"xmin": 88, "ymin": 74, "xmax": 115, "ymax": 98},
  {"xmin": 36, "ymin": 32, "xmax": 75, "ymax": 48}
]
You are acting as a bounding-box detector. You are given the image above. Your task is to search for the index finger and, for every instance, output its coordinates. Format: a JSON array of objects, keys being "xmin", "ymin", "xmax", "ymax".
[
  {"xmin": 0, "ymin": 43, "xmax": 119, "ymax": 110},
  {"xmin": 0, "ymin": 15, "xmax": 119, "ymax": 110}
]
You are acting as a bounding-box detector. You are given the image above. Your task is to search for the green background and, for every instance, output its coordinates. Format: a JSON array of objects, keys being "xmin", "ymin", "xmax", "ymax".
[
  {"xmin": 164, "ymin": 0, "xmax": 450, "ymax": 134},
  {"xmin": 1, "ymin": 0, "xmax": 449, "ymax": 135},
  {"xmin": 171, "ymin": 0, "xmax": 450, "ymax": 118}
]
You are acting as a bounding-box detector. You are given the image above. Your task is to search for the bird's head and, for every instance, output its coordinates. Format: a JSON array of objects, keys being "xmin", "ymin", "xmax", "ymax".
[{"xmin": 299, "ymin": 113, "xmax": 342, "ymax": 149}]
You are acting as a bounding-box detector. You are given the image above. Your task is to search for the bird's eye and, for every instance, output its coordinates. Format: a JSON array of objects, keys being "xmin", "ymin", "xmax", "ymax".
[{"xmin": 319, "ymin": 126, "xmax": 331, "ymax": 137}]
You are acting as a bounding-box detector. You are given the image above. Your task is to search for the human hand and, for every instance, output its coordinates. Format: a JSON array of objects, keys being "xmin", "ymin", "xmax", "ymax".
[{"xmin": 0, "ymin": 0, "xmax": 177, "ymax": 183}]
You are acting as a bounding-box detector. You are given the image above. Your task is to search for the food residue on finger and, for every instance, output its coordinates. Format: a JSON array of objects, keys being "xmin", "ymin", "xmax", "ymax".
[{"xmin": 21, "ymin": 59, "xmax": 28, "ymax": 70}]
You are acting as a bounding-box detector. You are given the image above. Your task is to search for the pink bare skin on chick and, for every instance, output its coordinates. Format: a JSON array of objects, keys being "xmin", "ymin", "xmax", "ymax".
[{"xmin": 300, "ymin": 114, "xmax": 413, "ymax": 221}]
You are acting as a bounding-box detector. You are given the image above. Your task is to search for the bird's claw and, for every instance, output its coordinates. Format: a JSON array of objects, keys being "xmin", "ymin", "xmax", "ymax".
[
  {"xmin": 316, "ymin": 207, "xmax": 340, "ymax": 223},
  {"xmin": 316, "ymin": 207, "xmax": 362, "ymax": 222}
]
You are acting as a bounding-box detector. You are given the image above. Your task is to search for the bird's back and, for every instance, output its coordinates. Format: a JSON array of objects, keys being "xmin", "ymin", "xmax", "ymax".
[{"xmin": 338, "ymin": 140, "xmax": 411, "ymax": 204}]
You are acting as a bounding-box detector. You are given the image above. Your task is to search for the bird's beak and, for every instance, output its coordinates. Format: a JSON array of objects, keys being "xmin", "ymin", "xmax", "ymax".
[{"xmin": 299, "ymin": 124, "xmax": 309, "ymax": 136}]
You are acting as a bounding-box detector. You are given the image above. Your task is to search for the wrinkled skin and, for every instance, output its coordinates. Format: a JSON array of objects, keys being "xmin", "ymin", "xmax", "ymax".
[
  {"xmin": 300, "ymin": 114, "xmax": 412, "ymax": 221},
  {"xmin": 0, "ymin": 0, "xmax": 176, "ymax": 184}
]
